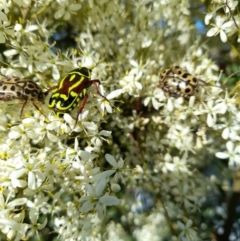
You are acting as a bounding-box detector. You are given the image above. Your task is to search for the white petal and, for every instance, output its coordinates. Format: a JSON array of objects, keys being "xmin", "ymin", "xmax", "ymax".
[
  {"xmin": 10, "ymin": 169, "xmax": 27, "ymax": 179},
  {"xmin": 47, "ymin": 132, "xmax": 59, "ymax": 142},
  {"xmin": 26, "ymin": 24, "xmax": 38, "ymax": 31},
  {"xmin": 63, "ymin": 113, "xmax": 74, "ymax": 124},
  {"xmin": 226, "ymin": 141, "xmax": 234, "ymax": 152},
  {"xmin": 29, "ymin": 207, "xmax": 38, "ymax": 224},
  {"xmin": 96, "ymin": 202, "xmax": 105, "ymax": 220},
  {"xmin": 8, "ymin": 130, "xmax": 21, "ymax": 139},
  {"xmin": 84, "ymin": 122, "xmax": 97, "ymax": 132},
  {"xmin": 52, "ymin": 65, "xmax": 60, "ymax": 80},
  {"xmin": 96, "ymin": 179, "xmax": 106, "ymax": 196},
  {"xmin": 28, "ymin": 171, "xmax": 36, "ymax": 190},
  {"xmin": 167, "ymin": 98, "xmax": 174, "ymax": 112},
  {"xmin": 85, "ymin": 183, "xmax": 94, "ymax": 196},
  {"xmin": 152, "ymin": 98, "xmax": 161, "ymax": 110},
  {"xmin": 80, "ymin": 200, "xmax": 95, "ymax": 213},
  {"xmin": 69, "ymin": 3, "xmax": 81, "ymax": 11},
  {"xmin": 129, "ymin": 59, "xmax": 138, "ymax": 67},
  {"xmin": 143, "ymin": 97, "xmax": 150, "ymax": 106},
  {"xmin": 38, "ymin": 218, "xmax": 48, "ymax": 230},
  {"xmin": 135, "ymin": 81, "xmax": 142, "ymax": 90},
  {"xmin": 54, "ymin": 9, "xmax": 64, "ymax": 19},
  {"xmin": 4, "ymin": 49, "xmax": 19, "ymax": 56},
  {"xmin": 104, "ymin": 103, "xmax": 113, "ymax": 113},
  {"xmin": 91, "ymin": 170, "xmax": 116, "ymax": 182},
  {"xmin": 189, "ymin": 96, "xmax": 195, "ymax": 107},
  {"xmin": 205, "ymin": 13, "xmax": 213, "ymax": 25},
  {"xmin": 220, "ymin": 30, "xmax": 227, "ymax": 42},
  {"xmin": 0, "ymin": 11, "xmax": 8, "ymax": 21},
  {"xmin": 105, "ymin": 154, "xmax": 117, "ymax": 168},
  {"xmin": 12, "ymin": 179, "xmax": 27, "ymax": 188},
  {"xmin": 107, "ymin": 89, "xmax": 122, "ymax": 99},
  {"xmin": 14, "ymin": 23, "xmax": 22, "ymax": 31},
  {"xmin": 216, "ymin": 152, "xmax": 229, "ymax": 159},
  {"xmin": 222, "ymin": 128, "xmax": 229, "ymax": 139},
  {"xmin": 0, "ymin": 219, "xmax": 22, "ymax": 230},
  {"xmin": 8, "ymin": 198, "xmax": 27, "ymax": 208},
  {"xmin": 207, "ymin": 113, "xmax": 215, "ymax": 127},
  {"xmin": 99, "ymin": 195, "xmax": 121, "ymax": 205},
  {"xmin": 0, "ymin": 32, "xmax": 5, "ymax": 43},
  {"xmin": 99, "ymin": 130, "xmax": 111, "ymax": 137},
  {"xmin": 206, "ymin": 27, "xmax": 218, "ymax": 37},
  {"xmin": 118, "ymin": 159, "xmax": 124, "ymax": 168}
]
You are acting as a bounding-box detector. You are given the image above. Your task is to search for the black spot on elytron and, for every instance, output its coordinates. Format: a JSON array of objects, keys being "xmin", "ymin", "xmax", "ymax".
[
  {"xmin": 31, "ymin": 91, "xmax": 37, "ymax": 98},
  {"xmin": 16, "ymin": 91, "xmax": 21, "ymax": 97},
  {"xmin": 0, "ymin": 82, "xmax": 3, "ymax": 86},
  {"xmin": 164, "ymin": 82, "xmax": 168, "ymax": 87},
  {"xmin": 185, "ymin": 88, "xmax": 191, "ymax": 93},
  {"xmin": 27, "ymin": 83, "xmax": 35, "ymax": 89},
  {"xmin": 175, "ymin": 66, "xmax": 180, "ymax": 68},
  {"xmin": 177, "ymin": 71, "xmax": 182, "ymax": 75},
  {"xmin": 182, "ymin": 73, "xmax": 190, "ymax": 78},
  {"xmin": 10, "ymin": 86, "xmax": 15, "ymax": 91},
  {"xmin": 3, "ymin": 86, "xmax": 7, "ymax": 90},
  {"xmin": 192, "ymin": 77, "xmax": 197, "ymax": 83},
  {"xmin": 25, "ymin": 89, "xmax": 31, "ymax": 95}
]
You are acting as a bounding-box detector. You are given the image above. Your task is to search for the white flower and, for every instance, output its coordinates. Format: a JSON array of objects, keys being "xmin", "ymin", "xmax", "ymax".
[
  {"xmin": 177, "ymin": 219, "xmax": 198, "ymax": 241},
  {"xmin": 24, "ymin": 205, "xmax": 47, "ymax": 239},
  {"xmin": 9, "ymin": 152, "xmax": 46, "ymax": 190},
  {"xmin": 92, "ymin": 154, "xmax": 125, "ymax": 183},
  {"xmin": 225, "ymin": 1, "xmax": 238, "ymax": 13},
  {"xmin": 194, "ymin": 100, "xmax": 224, "ymax": 127},
  {"xmin": 216, "ymin": 141, "xmax": 240, "ymax": 168},
  {"xmin": 55, "ymin": 0, "xmax": 81, "ymax": 20},
  {"xmin": 206, "ymin": 16, "xmax": 233, "ymax": 42},
  {"xmin": 100, "ymin": 89, "xmax": 122, "ymax": 113},
  {"xmin": 80, "ymin": 179, "xmax": 120, "ymax": 219},
  {"xmin": 143, "ymin": 88, "xmax": 165, "ymax": 110},
  {"xmin": 8, "ymin": 124, "xmax": 30, "ymax": 146},
  {"xmin": 46, "ymin": 113, "xmax": 71, "ymax": 138},
  {"xmin": 66, "ymin": 137, "xmax": 97, "ymax": 172},
  {"xmin": 119, "ymin": 59, "xmax": 149, "ymax": 96},
  {"xmin": 0, "ymin": 21, "xmax": 14, "ymax": 43}
]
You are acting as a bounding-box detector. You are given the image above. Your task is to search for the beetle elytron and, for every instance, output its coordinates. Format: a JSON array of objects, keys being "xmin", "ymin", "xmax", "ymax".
[
  {"xmin": 158, "ymin": 66, "xmax": 206, "ymax": 98},
  {"xmin": 0, "ymin": 76, "xmax": 45, "ymax": 117},
  {"xmin": 48, "ymin": 67, "xmax": 108, "ymax": 127}
]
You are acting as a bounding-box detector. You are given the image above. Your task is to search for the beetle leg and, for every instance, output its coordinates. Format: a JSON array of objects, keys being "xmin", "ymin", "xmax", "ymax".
[
  {"xmin": 20, "ymin": 99, "xmax": 28, "ymax": 119},
  {"xmin": 90, "ymin": 79, "xmax": 109, "ymax": 102},
  {"xmin": 31, "ymin": 100, "xmax": 46, "ymax": 117},
  {"xmin": 74, "ymin": 93, "xmax": 89, "ymax": 128},
  {"xmin": 44, "ymin": 85, "xmax": 58, "ymax": 96}
]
